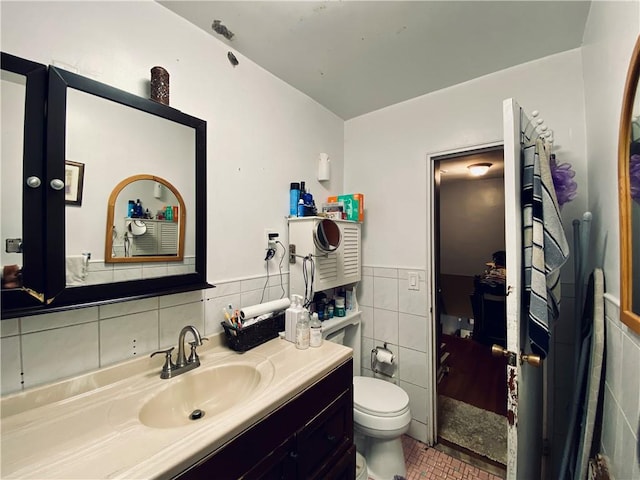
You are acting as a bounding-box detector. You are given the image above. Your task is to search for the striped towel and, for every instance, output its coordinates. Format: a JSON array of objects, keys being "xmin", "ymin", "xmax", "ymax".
[{"xmin": 522, "ymin": 139, "xmax": 570, "ymax": 358}]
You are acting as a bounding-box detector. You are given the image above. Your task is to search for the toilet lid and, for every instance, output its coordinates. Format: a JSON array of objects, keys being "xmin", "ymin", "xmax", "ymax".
[{"xmin": 353, "ymin": 376, "xmax": 409, "ymax": 417}]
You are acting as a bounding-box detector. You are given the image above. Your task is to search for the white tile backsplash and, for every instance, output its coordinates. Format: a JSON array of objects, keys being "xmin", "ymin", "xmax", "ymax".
[
  {"xmin": 399, "ymin": 312, "xmax": 428, "ymax": 352},
  {"xmin": 398, "ymin": 278, "xmax": 428, "ymax": 316},
  {"xmin": 159, "ymin": 290, "xmax": 203, "ymax": 308},
  {"xmin": 357, "ymin": 274, "xmax": 373, "ymax": 307},
  {"xmin": 373, "ymin": 267, "xmax": 398, "ymax": 278},
  {"xmin": 398, "ymin": 346, "xmax": 428, "ymax": 388},
  {"xmin": 1, "ymin": 336, "xmax": 22, "ymax": 394},
  {"xmin": 21, "ymin": 322, "xmax": 100, "ymax": 389},
  {"xmin": 158, "ymin": 301, "xmax": 205, "ymax": 348},
  {"xmin": 373, "ymin": 308, "xmax": 399, "ymax": 344},
  {"xmin": 205, "ymin": 293, "xmax": 241, "ymax": 336},
  {"xmin": 99, "ymin": 297, "xmax": 158, "ymax": 320},
  {"xmin": 99, "ymin": 310, "xmax": 159, "ymax": 366},
  {"xmin": 21, "ymin": 306, "xmax": 99, "ymax": 333},
  {"xmin": 360, "ymin": 305, "xmax": 374, "ymax": 339},
  {"xmin": 1, "ymin": 318, "xmax": 19, "ymax": 337},
  {"xmin": 373, "ymin": 276, "xmax": 398, "ymax": 311}
]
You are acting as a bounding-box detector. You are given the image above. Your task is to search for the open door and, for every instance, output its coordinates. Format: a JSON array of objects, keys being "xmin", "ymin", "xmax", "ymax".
[{"xmin": 502, "ymin": 98, "xmax": 544, "ymax": 479}]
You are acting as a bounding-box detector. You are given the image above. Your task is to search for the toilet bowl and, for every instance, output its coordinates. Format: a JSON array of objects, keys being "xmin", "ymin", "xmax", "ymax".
[{"xmin": 353, "ymin": 376, "xmax": 411, "ymax": 480}]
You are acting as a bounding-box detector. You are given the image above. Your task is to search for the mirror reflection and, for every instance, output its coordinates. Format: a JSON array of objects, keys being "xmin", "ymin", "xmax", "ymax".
[
  {"xmin": 106, "ymin": 176, "xmax": 185, "ymax": 261},
  {"xmin": 1, "ymin": 69, "xmax": 26, "ymax": 289},
  {"xmin": 630, "ymin": 77, "xmax": 640, "ymax": 313},
  {"xmin": 314, "ymin": 219, "xmax": 341, "ymax": 252},
  {"xmin": 63, "ymin": 85, "xmax": 196, "ymax": 287}
]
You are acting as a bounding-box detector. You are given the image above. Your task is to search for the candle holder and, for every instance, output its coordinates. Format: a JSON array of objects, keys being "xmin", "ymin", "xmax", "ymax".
[{"xmin": 150, "ymin": 66, "xmax": 169, "ymax": 105}]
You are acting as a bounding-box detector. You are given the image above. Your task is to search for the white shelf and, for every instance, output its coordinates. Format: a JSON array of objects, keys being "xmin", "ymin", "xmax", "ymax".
[{"xmin": 320, "ymin": 309, "xmax": 361, "ymax": 337}]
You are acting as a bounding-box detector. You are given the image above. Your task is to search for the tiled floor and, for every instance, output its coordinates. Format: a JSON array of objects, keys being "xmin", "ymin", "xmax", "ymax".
[{"xmin": 401, "ymin": 436, "xmax": 505, "ymax": 480}]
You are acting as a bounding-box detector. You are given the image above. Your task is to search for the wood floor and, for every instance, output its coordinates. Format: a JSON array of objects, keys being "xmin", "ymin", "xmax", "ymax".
[{"xmin": 438, "ymin": 334, "xmax": 507, "ymax": 416}]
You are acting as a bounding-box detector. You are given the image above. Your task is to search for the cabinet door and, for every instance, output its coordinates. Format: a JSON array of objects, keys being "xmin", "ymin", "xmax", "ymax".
[
  {"xmin": 1, "ymin": 53, "xmax": 48, "ymax": 314},
  {"xmin": 296, "ymin": 389, "xmax": 354, "ymax": 479},
  {"xmin": 321, "ymin": 445, "xmax": 356, "ymax": 480},
  {"xmin": 244, "ymin": 437, "xmax": 296, "ymax": 480}
]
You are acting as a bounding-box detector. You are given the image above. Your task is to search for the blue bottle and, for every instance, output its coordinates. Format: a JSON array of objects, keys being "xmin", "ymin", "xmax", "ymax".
[{"xmin": 290, "ymin": 182, "xmax": 300, "ymax": 217}]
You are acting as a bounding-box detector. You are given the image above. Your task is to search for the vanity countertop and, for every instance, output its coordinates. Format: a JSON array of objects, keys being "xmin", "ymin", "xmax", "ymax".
[{"xmin": 0, "ymin": 335, "xmax": 352, "ymax": 479}]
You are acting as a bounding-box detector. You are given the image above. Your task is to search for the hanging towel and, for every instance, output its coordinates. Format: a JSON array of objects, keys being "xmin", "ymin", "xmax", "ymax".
[
  {"xmin": 522, "ymin": 138, "xmax": 570, "ymax": 358},
  {"xmin": 66, "ymin": 255, "xmax": 87, "ymax": 286}
]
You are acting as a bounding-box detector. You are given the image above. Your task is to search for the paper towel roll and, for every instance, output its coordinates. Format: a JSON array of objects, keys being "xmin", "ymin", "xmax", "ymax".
[
  {"xmin": 375, "ymin": 348, "xmax": 395, "ymax": 365},
  {"xmin": 240, "ymin": 298, "xmax": 291, "ymax": 320}
]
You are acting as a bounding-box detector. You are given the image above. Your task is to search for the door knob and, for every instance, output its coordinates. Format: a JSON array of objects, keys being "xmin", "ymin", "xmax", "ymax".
[
  {"xmin": 50, "ymin": 179, "xmax": 65, "ymax": 191},
  {"xmin": 26, "ymin": 176, "xmax": 41, "ymax": 188},
  {"xmin": 492, "ymin": 344, "xmax": 542, "ymax": 367}
]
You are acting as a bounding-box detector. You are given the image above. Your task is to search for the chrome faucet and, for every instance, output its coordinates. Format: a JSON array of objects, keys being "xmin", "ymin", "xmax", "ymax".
[{"xmin": 151, "ymin": 325, "xmax": 206, "ymax": 379}]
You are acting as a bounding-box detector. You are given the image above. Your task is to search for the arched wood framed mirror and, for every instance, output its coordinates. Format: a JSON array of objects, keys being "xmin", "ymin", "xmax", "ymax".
[
  {"xmin": 105, "ymin": 174, "xmax": 186, "ymax": 263},
  {"xmin": 619, "ymin": 35, "xmax": 640, "ymax": 334}
]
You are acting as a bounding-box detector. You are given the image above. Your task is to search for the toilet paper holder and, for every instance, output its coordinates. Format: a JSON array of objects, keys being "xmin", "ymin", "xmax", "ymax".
[{"xmin": 371, "ymin": 343, "xmax": 395, "ymax": 378}]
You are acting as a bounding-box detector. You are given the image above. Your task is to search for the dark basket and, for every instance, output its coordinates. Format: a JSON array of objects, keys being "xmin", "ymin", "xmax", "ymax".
[{"xmin": 221, "ymin": 312, "xmax": 285, "ymax": 352}]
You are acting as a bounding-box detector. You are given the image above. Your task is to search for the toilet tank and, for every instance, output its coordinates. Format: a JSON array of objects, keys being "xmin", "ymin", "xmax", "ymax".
[{"xmin": 322, "ymin": 313, "xmax": 362, "ymax": 376}]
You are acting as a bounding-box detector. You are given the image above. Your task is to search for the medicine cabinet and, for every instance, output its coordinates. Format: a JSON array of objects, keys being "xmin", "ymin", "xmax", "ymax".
[
  {"xmin": 1, "ymin": 52, "xmax": 211, "ymax": 319},
  {"xmin": 288, "ymin": 217, "xmax": 361, "ymax": 299}
]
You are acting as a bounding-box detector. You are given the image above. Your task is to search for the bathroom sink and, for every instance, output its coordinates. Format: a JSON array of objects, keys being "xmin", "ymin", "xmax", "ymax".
[{"xmin": 138, "ymin": 362, "xmax": 273, "ymax": 429}]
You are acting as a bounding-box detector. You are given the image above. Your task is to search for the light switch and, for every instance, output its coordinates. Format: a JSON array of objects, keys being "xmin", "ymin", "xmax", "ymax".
[{"xmin": 408, "ymin": 272, "xmax": 419, "ymax": 291}]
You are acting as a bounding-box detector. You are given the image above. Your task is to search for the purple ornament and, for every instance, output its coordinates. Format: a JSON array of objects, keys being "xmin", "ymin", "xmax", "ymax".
[
  {"xmin": 630, "ymin": 154, "xmax": 640, "ymax": 203},
  {"xmin": 549, "ymin": 155, "xmax": 578, "ymax": 208}
]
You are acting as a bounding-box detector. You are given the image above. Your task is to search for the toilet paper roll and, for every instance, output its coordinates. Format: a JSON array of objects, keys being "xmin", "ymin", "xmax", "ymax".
[
  {"xmin": 240, "ymin": 298, "xmax": 291, "ymax": 320},
  {"xmin": 375, "ymin": 349, "xmax": 394, "ymax": 365}
]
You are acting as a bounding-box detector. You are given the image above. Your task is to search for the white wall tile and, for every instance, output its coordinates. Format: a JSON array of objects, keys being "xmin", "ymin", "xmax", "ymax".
[
  {"xmin": 99, "ymin": 297, "xmax": 158, "ymax": 320},
  {"xmin": 373, "ymin": 267, "xmax": 398, "ymax": 278},
  {"xmin": 401, "ymin": 381, "xmax": 428, "ymax": 423},
  {"xmin": 398, "ymin": 279, "xmax": 428, "ymax": 316},
  {"xmin": 620, "ymin": 331, "xmax": 640, "ymax": 429},
  {"xmin": 240, "ymin": 289, "xmax": 264, "ymax": 310},
  {"xmin": 158, "ymin": 301, "xmax": 205, "ymax": 348},
  {"xmin": 21, "ymin": 323, "xmax": 99, "ymax": 388},
  {"xmin": 398, "ymin": 347, "xmax": 427, "ymax": 388},
  {"xmin": 357, "ymin": 274, "xmax": 373, "ymax": 307},
  {"xmin": 361, "ymin": 336, "xmax": 374, "ymax": 374},
  {"xmin": 398, "ymin": 269, "xmax": 426, "ymax": 282},
  {"xmin": 159, "ymin": 290, "xmax": 203, "ymax": 308},
  {"xmin": 605, "ymin": 317, "xmax": 623, "ymax": 400},
  {"xmin": 362, "ymin": 266, "xmax": 374, "ymax": 277},
  {"xmin": 1, "ymin": 318, "xmax": 19, "ymax": 337},
  {"xmin": 112, "ymin": 267, "xmax": 143, "ymax": 283},
  {"xmin": 208, "ymin": 281, "xmax": 241, "ymax": 299},
  {"xmin": 373, "ymin": 276, "xmax": 398, "ymax": 311},
  {"xmin": 399, "ymin": 313, "xmax": 427, "ymax": 352},
  {"xmin": 241, "ymin": 277, "xmax": 267, "ymax": 292},
  {"xmin": 99, "ymin": 310, "xmax": 159, "ymax": 366},
  {"xmin": 141, "ymin": 264, "xmax": 168, "ymax": 279},
  {"xmin": 407, "ymin": 419, "xmax": 428, "ymax": 444},
  {"xmin": 1, "ymin": 336, "xmax": 22, "ymax": 395},
  {"xmin": 373, "ymin": 308, "xmax": 398, "ymax": 344},
  {"xmin": 204, "ymin": 293, "xmax": 241, "ymax": 336},
  {"xmin": 359, "ymin": 305, "xmax": 374, "ymax": 339},
  {"xmin": 21, "ymin": 307, "xmax": 99, "ymax": 334}
]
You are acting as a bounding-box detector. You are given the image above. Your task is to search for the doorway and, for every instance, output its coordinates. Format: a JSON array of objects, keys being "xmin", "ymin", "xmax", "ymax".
[{"xmin": 431, "ymin": 146, "xmax": 508, "ymax": 471}]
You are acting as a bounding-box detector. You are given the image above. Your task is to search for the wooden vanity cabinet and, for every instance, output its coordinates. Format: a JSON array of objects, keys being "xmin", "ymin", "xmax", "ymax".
[{"xmin": 175, "ymin": 359, "xmax": 354, "ymax": 480}]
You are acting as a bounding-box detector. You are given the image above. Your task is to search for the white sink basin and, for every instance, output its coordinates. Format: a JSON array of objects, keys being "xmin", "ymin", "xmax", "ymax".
[{"xmin": 138, "ymin": 362, "xmax": 274, "ymax": 428}]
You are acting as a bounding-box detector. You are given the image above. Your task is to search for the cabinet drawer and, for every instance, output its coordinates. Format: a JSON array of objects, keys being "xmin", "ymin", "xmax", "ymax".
[{"xmin": 297, "ymin": 389, "xmax": 353, "ymax": 479}]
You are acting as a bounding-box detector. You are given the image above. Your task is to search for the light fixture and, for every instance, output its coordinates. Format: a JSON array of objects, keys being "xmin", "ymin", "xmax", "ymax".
[{"xmin": 467, "ymin": 162, "xmax": 492, "ymax": 177}]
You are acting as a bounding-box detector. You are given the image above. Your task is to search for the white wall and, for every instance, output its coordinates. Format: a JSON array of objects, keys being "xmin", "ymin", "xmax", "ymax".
[
  {"xmin": 581, "ymin": 2, "xmax": 640, "ymax": 479},
  {"xmin": 345, "ymin": 49, "xmax": 588, "ymax": 283},
  {"xmin": 0, "ymin": 0, "xmax": 344, "ymax": 283},
  {"xmin": 0, "ymin": 1, "xmax": 342, "ymax": 393}
]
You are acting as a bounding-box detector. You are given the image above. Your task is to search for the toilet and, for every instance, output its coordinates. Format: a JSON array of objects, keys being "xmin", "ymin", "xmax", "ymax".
[{"xmin": 323, "ymin": 315, "xmax": 412, "ymax": 480}]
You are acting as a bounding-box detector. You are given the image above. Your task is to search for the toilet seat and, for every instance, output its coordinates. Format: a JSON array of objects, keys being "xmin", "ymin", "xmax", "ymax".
[{"xmin": 353, "ymin": 376, "xmax": 409, "ymax": 417}]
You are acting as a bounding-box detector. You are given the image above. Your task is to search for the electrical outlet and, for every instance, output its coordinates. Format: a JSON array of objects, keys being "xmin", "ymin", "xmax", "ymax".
[
  {"xmin": 264, "ymin": 229, "xmax": 279, "ymax": 249},
  {"xmin": 289, "ymin": 244, "xmax": 296, "ymax": 264}
]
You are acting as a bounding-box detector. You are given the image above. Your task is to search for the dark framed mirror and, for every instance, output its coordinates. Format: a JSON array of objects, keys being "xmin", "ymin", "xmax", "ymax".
[
  {"xmin": 43, "ymin": 66, "xmax": 210, "ymax": 309},
  {"xmin": 1, "ymin": 52, "xmax": 47, "ymax": 311},
  {"xmin": 619, "ymin": 35, "xmax": 640, "ymax": 335}
]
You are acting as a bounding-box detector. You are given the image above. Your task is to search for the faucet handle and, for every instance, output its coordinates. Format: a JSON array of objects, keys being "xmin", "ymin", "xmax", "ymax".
[
  {"xmin": 188, "ymin": 337, "xmax": 208, "ymax": 364},
  {"xmin": 151, "ymin": 347, "xmax": 176, "ymax": 379}
]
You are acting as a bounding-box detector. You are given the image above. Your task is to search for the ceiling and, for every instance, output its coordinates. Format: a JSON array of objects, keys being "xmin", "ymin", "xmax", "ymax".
[{"xmin": 158, "ymin": 1, "xmax": 591, "ymax": 120}]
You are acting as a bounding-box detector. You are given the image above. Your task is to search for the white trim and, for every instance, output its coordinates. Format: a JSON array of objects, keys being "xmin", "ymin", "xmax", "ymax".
[{"xmin": 425, "ymin": 139, "xmax": 504, "ymax": 446}]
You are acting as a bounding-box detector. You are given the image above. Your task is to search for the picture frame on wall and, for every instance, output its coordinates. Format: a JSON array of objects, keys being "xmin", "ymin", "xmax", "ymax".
[{"xmin": 65, "ymin": 160, "xmax": 85, "ymax": 206}]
